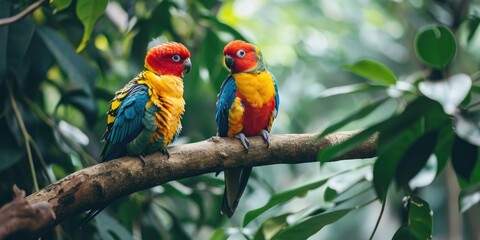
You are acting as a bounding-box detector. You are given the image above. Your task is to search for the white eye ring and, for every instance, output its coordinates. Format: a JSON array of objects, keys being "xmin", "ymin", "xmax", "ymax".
[
  {"xmin": 237, "ymin": 50, "xmax": 246, "ymax": 58},
  {"xmin": 172, "ymin": 55, "xmax": 181, "ymax": 62}
]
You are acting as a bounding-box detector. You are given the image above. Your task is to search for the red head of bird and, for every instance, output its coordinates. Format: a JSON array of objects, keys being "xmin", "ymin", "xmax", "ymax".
[
  {"xmin": 144, "ymin": 41, "xmax": 192, "ymax": 78},
  {"xmin": 223, "ymin": 40, "xmax": 265, "ymax": 73}
]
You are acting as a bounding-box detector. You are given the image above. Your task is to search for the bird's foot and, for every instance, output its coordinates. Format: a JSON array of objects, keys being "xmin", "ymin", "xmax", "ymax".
[
  {"xmin": 235, "ymin": 133, "xmax": 249, "ymax": 153},
  {"xmin": 260, "ymin": 129, "xmax": 271, "ymax": 147},
  {"xmin": 162, "ymin": 148, "xmax": 171, "ymax": 159},
  {"xmin": 138, "ymin": 155, "xmax": 146, "ymax": 166}
]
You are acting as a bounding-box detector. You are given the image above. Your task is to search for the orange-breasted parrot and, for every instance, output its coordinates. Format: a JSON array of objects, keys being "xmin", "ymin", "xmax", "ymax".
[
  {"xmin": 216, "ymin": 40, "xmax": 279, "ymax": 217},
  {"xmin": 80, "ymin": 41, "xmax": 191, "ymax": 226}
]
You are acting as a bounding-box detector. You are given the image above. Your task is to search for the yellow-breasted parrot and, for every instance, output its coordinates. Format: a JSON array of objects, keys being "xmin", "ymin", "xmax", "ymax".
[
  {"xmin": 216, "ymin": 40, "xmax": 279, "ymax": 217},
  {"xmin": 80, "ymin": 41, "xmax": 191, "ymax": 226}
]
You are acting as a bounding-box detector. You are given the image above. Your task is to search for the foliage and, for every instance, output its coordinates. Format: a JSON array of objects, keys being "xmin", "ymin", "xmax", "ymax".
[{"xmin": 2, "ymin": 0, "xmax": 480, "ymax": 239}]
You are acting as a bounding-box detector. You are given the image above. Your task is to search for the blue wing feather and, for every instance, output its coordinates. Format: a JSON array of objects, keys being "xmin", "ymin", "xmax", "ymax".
[
  {"xmin": 215, "ymin": 75, "xmax": 237, "ymax": 137},
  {"xmin": 270, "ymin": 72, "xmax": 280, "ymax": 117},
  {"xmin": 102, "ymin": 84, "xmax": 149, "ymax": 161}
]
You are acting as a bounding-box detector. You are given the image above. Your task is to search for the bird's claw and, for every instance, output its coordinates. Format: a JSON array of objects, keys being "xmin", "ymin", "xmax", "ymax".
[
  {"xmin": 260, "ymin": 129, "xmax": 270, "ymax": 147},
  {"xmin": 138, "ymin": 155, "xmax": 146, "ymax": 166},
  {"xmin": 235, "ymin": 133, "xmax": 249, "ymax": 153},
  {"xmin": 162, "ymin": 148, "xmax": 171, "ymax": 159}
]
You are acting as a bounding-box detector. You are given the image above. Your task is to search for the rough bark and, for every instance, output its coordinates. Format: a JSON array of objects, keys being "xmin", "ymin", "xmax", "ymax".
[
  {"xmin": 26, "ymin": 132, "xmax": 377, "ymax": 233},
  {"xmin": 0, "ymin": 185, "xmax": 55, "ymax": 239}
]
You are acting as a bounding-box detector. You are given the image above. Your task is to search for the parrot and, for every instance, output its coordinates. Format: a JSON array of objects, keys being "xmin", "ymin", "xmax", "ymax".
[
  {"xmin": 215, "ymin": 40, "xmax": 279, "ymax": 217},
  {"xmin": 79, "ymin": 40, "xmax": 191, "ymax": 227}
]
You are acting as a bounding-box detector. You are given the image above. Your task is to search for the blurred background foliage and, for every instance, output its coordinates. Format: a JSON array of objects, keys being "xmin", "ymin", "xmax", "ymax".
[{"xmin": 2, "ymin": 0, "xmax": 480, "ymax": 239}]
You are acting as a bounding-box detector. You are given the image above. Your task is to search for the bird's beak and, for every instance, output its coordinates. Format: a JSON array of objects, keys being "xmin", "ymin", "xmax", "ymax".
[
  {"xmin": 183, "ymin": 58, "xmax": 191, "ymax": 74},
  {"xmin": 224, "ymin": 55, "xmax": 235, "ymax": 69}
]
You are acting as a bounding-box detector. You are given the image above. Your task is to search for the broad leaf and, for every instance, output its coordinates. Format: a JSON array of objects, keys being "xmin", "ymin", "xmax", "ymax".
[
  {"xmin": 317, "ymin": 83, "xmax": 386, "ymax": 98},
  {"xmin": 253, "ymin": 214, "xmax": 289, "ymax": 240},
  {"xmin": 96, "ymin": 212, "xmax": 134, "ymax": 240},
  {"xmin": 0, "ymin": 0, "xmax": 9, "ymax": 85},
  {"xmin": 455, "ymin": 110, "xmax": 480, "ymax": 146},
  {"xmin": 76, "ymin": 0, "xmax": 108, "ymax": 52},
  {"xmin": 459, "ymin": 184, "xmax": 480, "ymax": 212},
  {"xmin": 374, "ymin": 119, "xmax": 423, "ymax": 200},
  {"xmin": 415, "ymin": 25, "xmax": 456, "ymax": 69},
  {"xmin": 209, "ymin": 229, "xmax": 227, "ymax": 240},
  {"xmin": 37, "ymin": 26, "xmax": 98, "ymax": 123},
  {"xmin": 395, "ymin": 130, "xmax": 439, "ymax": 187},
  {"xmin": 408, "ymin": 155, "xmax": 437, "ymax": 189},
  {"xmin": 317, "ymin": 121, "xmax": 382, "ymax": 163},
  {"xmin": 419, "ymin": 74, "xmax": 471, "ymax": 114},
  {"xmin": 7, "ymin": 17, "xmax": 35, "ymax": 74},
  {"xmin": 273, "ymin": 209, "xmax": 352, "ymax": 239},
  {"xmin": 434, "ymin": 125, "xmax": 455, "ymax": 176},
  {"xmin": 243, "ymin": 178, "xmax": 328, "ymax": 227},
  {"xmin": 393, "ymin": 195, "xmax": 432, "ymax": 240},
  {"xmin": 451, "ymin": 135, "xmax": 478, "ymax": 181},
  {"xmin": 467, "ymin": 15, "xmax": 480, "ymax": 43},
  {"xmin": 51, "ymin": 0, "xmax": 72, "ymax": 13},
  {"xmin": 343, "ymin": 59, "xmax": 397, "ymax": 86},
  {"xmin": 319, "ymin": 98, "xmax": 390, "ymax": 138},
  {"xmin": 374, "ymin": 97, "xmax": 448, "ymax": 199},
  {"xmin": 0, "ymin": 124, "xmax": 24, "ymax": 171}
]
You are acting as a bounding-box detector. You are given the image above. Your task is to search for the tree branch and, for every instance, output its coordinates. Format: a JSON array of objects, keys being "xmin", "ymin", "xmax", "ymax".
[
  {"xmin": 26, "ymin": 132, "xmax": 377, "ymax": 232},
  {"xmin": 0, "ymin": 185, "xmax": 55, "ymax": 239},
  {"xmin": 0, "ymin": 0, "xmax": 47, "ymax": 26}
]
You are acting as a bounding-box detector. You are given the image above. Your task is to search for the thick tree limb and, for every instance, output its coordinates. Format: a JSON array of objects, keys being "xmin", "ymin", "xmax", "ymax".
[
  {"xmin": 0, "ymin": 185, "xmax": 55, "ymax": 239},
  {"xmin": 26, "ymin": 132, "xmax": 376, "ymax": 232}
]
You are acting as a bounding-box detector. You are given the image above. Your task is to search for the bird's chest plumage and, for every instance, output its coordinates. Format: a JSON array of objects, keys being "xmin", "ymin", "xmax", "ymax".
[
  {"xmin": 233, "ymin": 71, "xmax": 276, "ymax": 136},
  {"xmin": 142, "ymin": 72, "xmax": 185, "ymax": 147}
]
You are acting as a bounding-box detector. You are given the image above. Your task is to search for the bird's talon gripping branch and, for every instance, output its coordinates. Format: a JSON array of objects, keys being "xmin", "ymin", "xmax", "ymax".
[
  {"xmin": 162, "ymin": 148, "xmax": 171, "ymax": 159},
  {"xmin": 260, "ymin": 129, "xmax": 271, "ymax": 147},
  {"xmin": 138, "ymin": 155, "xmax": 146, "ymax": 166},
  {"xmin": 235, "ymin": 133, "xmax": 250, "ymax": 153}
]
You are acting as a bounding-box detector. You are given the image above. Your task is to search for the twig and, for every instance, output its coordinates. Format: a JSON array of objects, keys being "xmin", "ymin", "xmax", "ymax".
[
  {"xmin": 0, "ymin": 0, "xmax": 48, "ymax": 26},
  {"xmin": 7, "ymin": 81, "xmax": 39, "ymax": 192},
  {"xmin": 369, "ymin": 195, "xmax": 387, "ymax": 240}
]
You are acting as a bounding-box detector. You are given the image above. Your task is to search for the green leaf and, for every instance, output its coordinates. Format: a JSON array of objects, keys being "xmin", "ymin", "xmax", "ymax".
[
  {"xmin": 273, "ymin": 209, "xmax": 351, "ymax": 239},
  {"xmin": 0, "ymin": 0, "xmax": 10, "ymax": 85},
  {"xmin": 459, "ymin": 183, "xmax": 480, "ymax": 212},
  {"xmin": 451, "ymin": 135, "xmax": 478, "ymax": 181},
  {"xmin": 51, "ymin": 0, "xmax": 72, "ymax": 13},
  {"xmin": 343, "ymin": 59, "xmax": 397, "ymax": 86},
  {"xmin": 393, "ymin": 195, "xmax": 432, "ymax": 240},
  {"xmin": 373, "ymin": 97, "xmax": 448, "ymax": 199},
  {"xmin": 317, "ymin": 83, "xmax": 386, "ymax": 98},
  {"xmin": 209, "ymin": 228, "xmax": 227, "ymax": 240},
  {"xmin": 253, "ymin": 214, "xmax": 289, "ymax": 240},
  {"xmin": 374, "ymin": 119, "xmax": 423, "ymax": 200},
  {"xmin": 243, "ymin": 178, "xmax": 329, "ymax": 227},
  {"xmin": 317, "ymin": 121, "xmax": 382, "ymax": 163},
  {"xmin": 415, "ymin": 25, "xmax": 456, "ymax": 69},
  {"xmin": 455, "ymin": 110, "xmax": 480, "ymax": 146},
  {"xmin": 419, "ymin": 74, "xmax": 472, "ymax": 114},
  {"xmin": 76, "ymin": 0, "xmax": 108, "ymax": 52},
  {"xmin": 395, "ymin": 130, "xmax": 439, "ymax": 187},
  {"xmin": 36, "ymin": 26, "xmax": 98, "ymax": 123},
  {"xmin": 434, "ymin": 124, "xmax": 455, "ymax": 176},
  {"xmin": 467, "ymin": 15, "xmax": 480, "ymax": 43},
  {"xmin": 0, "ymin": 123, "xmax": 24, "ymax": 171},
  {"xmin": 319, "ymin": 98, "xmax": 390, "ymax": 138},
  {"xmin": 7, "ymin": 17, "xmax": 35, "ymax": 75},
  {"xmin": 96, "ymin": 212, "xmax": 134, "ymax": 240}
]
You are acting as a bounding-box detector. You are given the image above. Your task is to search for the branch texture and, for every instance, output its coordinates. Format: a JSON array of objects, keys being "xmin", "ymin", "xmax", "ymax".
[
  {"xmin": 26, "ymin": 132, "xmax": 376, "ymax": 231},
  {"xmin": 0, "ymin": 185, "xmax": 55, "ymax": 239}
]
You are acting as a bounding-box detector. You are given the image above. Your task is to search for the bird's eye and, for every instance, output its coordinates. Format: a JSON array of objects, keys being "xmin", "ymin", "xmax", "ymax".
[
  {"xmin": 236, "ymin": 50, "xmax": 246, "ymax": 58},
  {"xmin": 172, "ymin": 55, "xmax": 181, "ymax": 62}
]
